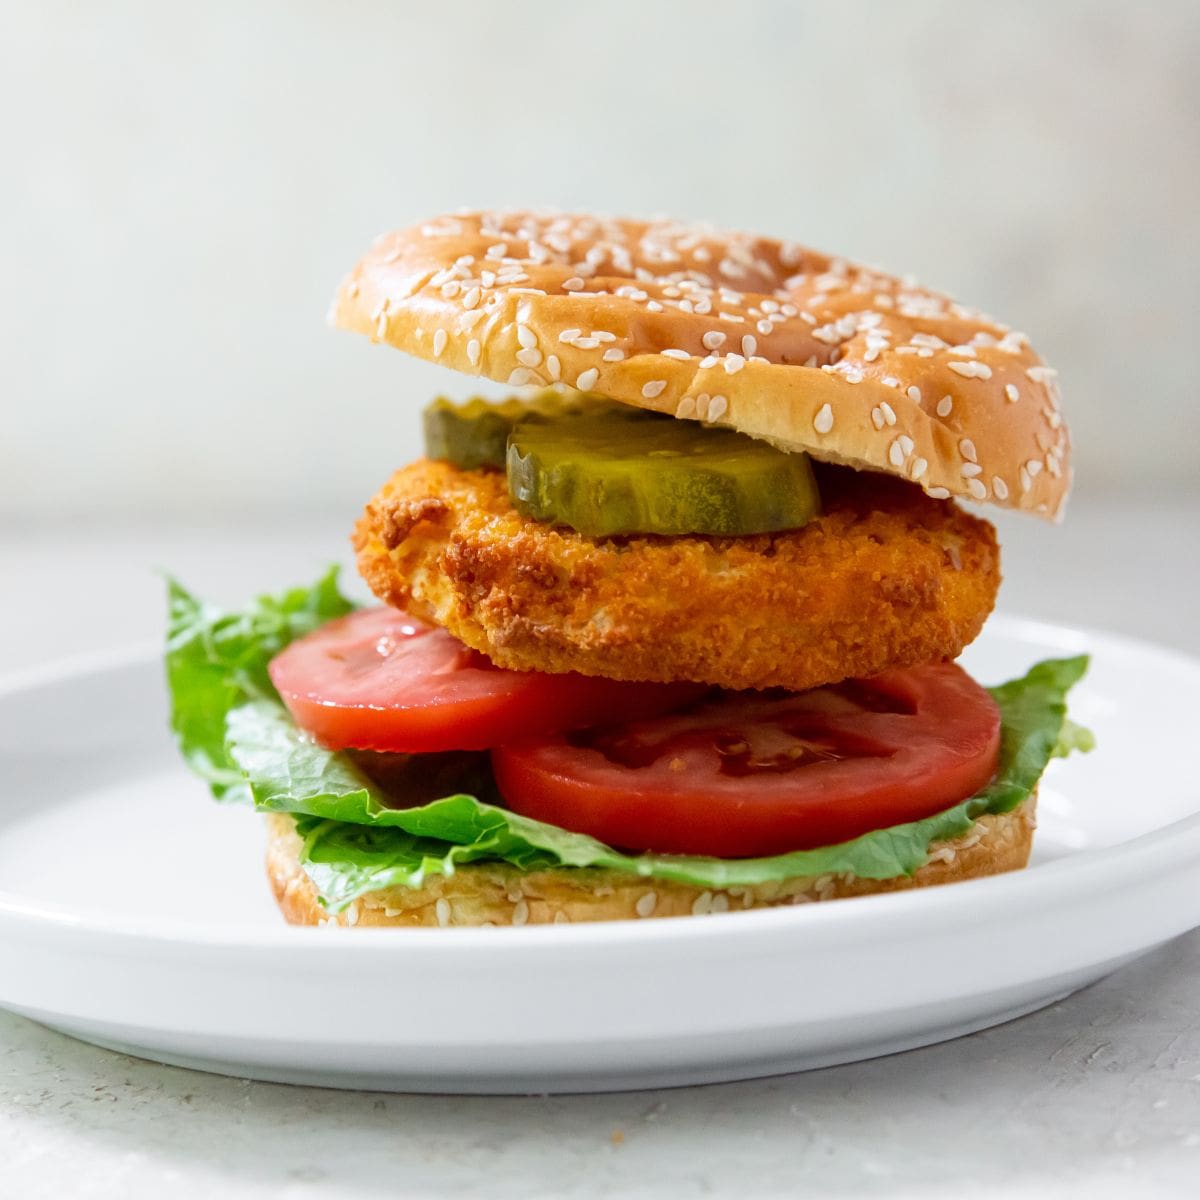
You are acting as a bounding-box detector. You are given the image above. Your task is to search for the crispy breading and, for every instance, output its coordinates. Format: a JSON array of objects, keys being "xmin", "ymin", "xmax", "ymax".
[{"xmin": 352, "ymin": 460, "xmax": 1000, "ymax": 692}]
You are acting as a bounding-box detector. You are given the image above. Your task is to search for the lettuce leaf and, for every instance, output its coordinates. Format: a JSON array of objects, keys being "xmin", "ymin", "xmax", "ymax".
[
  {"xmin": 165, "ymin": 568, "xmax": 354, "ymax": 803},
  {"xmin": 167, "ymin": 573, "xmax": 1093, "ymax": 911}
]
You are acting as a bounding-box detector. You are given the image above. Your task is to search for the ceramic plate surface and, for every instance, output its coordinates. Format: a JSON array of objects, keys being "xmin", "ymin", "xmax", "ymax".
[{"xmin": 0, "ymin": 616, "xmax": 1198, "ymax": 1094}]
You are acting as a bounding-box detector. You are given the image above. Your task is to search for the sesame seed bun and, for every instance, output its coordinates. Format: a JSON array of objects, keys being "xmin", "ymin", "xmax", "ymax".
[
  {"xmin": 265, "ymin": 799, "xmax": 1036, "ymax": 928},
  {"xmin": 330, "ymin": 210, "xmax": 1071, "ymax": 520}
]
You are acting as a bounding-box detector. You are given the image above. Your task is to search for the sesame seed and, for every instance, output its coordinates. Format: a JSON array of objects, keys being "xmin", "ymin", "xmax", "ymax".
[
  {"xmin": 707, "ymin": 395, "xmax": 728, "ymax": 421},
  {"xmin": 967, "ymin": 477, "xmax": 988, "ymax": 500},
  {"xmin": 899, "ymin": 435, "xmax": 914, "ymax": 456},
  {"xmin": 814, "ymin": 403, "xmax": 834, "ymax": 434},
  {"xmin": 467, "ymin": 339, "xmax": 481, "ymax": 366},
  {"xmin": 871, "ymin": 408, "xmax": 885, "ymax": 430},
  {"xmin": 927, "ymin": 487, "xmax": 951, "ymax": 500},
  {"xmin": 692, "ymin": 891, "xmax": 714, "ymax": 916},
  {"xmin": 911, "ymin": 457, "xmax": 928, "ymax": 481},
  {"xmin": 742, "ymin": 334, "xmax": 757, "ymax": 357},
  {"xmin": 699, "ymin": 355, "xmax": 719, "ymax": 369},
  {"xmin": 571, "ymin": 337, "xmax": 601, "ymax": 350},
  {"xmin": 546, "ymin": 354, "xmax": 561, "ymax": 381},
  {"xmin": 675, "ymin": 396, "xmax": 698, "ymax": 419},
  {"xmin": 432, "ymin": 329, "xmax": 448, "ymax": 357},
  {"xmin": 694, "ymin": 394, "xmax": 711, "ymax": 420},
  {"xmin": 1020, "ymin": 466, "xmax": 1032, "ymax": 492},
  {"xmin": 960, "ymin": 438, "xmax": 978, "ymax": 462},
  {"xmin": 947, "ymin": 360, "xmax": 993, "ymax": 379},
  {"xmin": 462, "ymin": 286, "xmax": 481, "ymax": 309},
  {"xmin": 723, "ymin": 354, "xmax": 746, "ymax": 375},
  {"xmin": 512, "ymin": 899, "xmax": 530, "ymax": 926},
  {"xmin": 880, "ymin": 402, "xmax": 897, "ymax": 426},
  {"xmin": 993, "ymin": 476, "xmax": 1009, "ymax": 500},
  {"xmin": 937, "ymin": 395, "xmax": 954, "ymax": 417},
  {"xmin": 435, "ymin": 898, "xmax": 451, "ymax": 927},
  {"xmin": 889, "ymin": 440, "xmax": 907, "ymax": 468},
  {"xmin": 662, "ymin": 348, "xmax": 691, "ymax": 360},
  {"xmin": 602, "ymin": 348, "xmax": 625, "ymax": 362},
  {"xmin": 480, "ymin": 270, "xmax": 496, "ymax": 288},
  {"xmin": 517, "ymin": 325, "xmax": 537, "ymax": 349},
  {"xmin": 636, "ymin": 892, "xmax": 658, "ymax": 918},
  {"xmin": 559, "ymin": 329, "xmax": 582, "ymax": 342},
  {"xmin": 881, "ymin": 376, "xmax": 900, "ymax": 389},
  {"xmin": 642, "ymin": 380, "xmax": 667, "ymax": 398},
  {"xmin": 907, "ymin": 385, "xmax": 922, "ymax": 403},
  {"xmin": 962, "ymin": 462, "xmax": 983, "ymax": 477},
  {"xmin": 1027, "ymin": 459, "xmax": 1043, "ymax": 477},
  {"xmin": 576, "ymin": 368, "xmax": 598, "ymax": 390},
  {"xmin": 1005, "ymin": 384, "xmax": 1020, "ymax": 403},
  {"xmin": 563, "ymin": 277, "xmax": 584, "ymax": 291},
  {"xmin": 508, "ymin": 367, "xmax": 537, "ymax": 386},
  {"xmin": 1026, "ymin": 365, "xmax": 1058, "ymax": 384},
  {"xmin": 757, "ymin": 319, "xmax": 773, "ymax": 336},
  {"xmin": 516, "ymin": 347, "xmax": 542, "ymax": 367},
  {"xmin": 702, "ymin": 331, "xmax": 726, "ymax": 350}
]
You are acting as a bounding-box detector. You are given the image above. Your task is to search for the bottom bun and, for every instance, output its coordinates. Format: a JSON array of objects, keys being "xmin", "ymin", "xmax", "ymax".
[{"xmin": 265, "ymin": 798, "xmax": 1036, "ymax": 928}]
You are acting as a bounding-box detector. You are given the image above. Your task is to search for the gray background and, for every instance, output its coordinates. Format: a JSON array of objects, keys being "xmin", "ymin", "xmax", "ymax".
[{"xmin": 3, "ymin": 0, "xmax": 1198, "ymax": 526}]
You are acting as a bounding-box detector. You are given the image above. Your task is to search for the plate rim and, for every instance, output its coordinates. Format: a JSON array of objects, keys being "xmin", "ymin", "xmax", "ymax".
[{"xmin": 1, "ymin": 614, "xmax": 1198, "ymax": 955}]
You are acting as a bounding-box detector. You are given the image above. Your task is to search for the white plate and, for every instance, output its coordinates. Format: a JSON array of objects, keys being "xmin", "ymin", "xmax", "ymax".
[{"xmin": 0, "ymin": 616, "xmax": 1198, "ymax": 1094}]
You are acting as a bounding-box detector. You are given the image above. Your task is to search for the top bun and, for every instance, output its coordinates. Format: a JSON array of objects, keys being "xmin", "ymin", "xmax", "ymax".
[{"xmin": 331, "ymin": 210, "xmax": 1071, "ymax": 518}]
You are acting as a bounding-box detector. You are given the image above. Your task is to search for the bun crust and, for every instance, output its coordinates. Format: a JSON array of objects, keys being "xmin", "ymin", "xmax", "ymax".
[
  {"xmin": 331, "ymin": 211, "xmax": 1070, "ymax": 519},
  {"xmin": 265, "ymin": 799, "xmax": 1036, "ymax": 928}
]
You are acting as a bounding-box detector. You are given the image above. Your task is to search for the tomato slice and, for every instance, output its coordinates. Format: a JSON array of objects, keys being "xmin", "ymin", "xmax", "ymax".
[
  {"xmin": 492, "ymin": 664, "xmax": 1002, "ymax": 857},
  {"xmin": 268, "ymin": 607, "xmax": 706, "ymax": 753}
]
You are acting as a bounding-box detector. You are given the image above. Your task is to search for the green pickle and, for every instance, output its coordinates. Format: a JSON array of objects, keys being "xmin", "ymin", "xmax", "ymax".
[
  {"xmin": 507, "ymin": 407, "xmax": 822, "ymax": 538},
  {"xmin": 423, "ymin": 392, "xmax": 604, "ymax": 470}
]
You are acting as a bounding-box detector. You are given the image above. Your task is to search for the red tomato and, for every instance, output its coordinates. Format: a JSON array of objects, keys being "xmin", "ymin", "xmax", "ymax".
[
  {"xmin": 492, "ymin": 664, "xmax": 1001, "ymax": 856},
  {"xmin": 268, "ymin": 607, "xmax": 706, "ymax": 753}
]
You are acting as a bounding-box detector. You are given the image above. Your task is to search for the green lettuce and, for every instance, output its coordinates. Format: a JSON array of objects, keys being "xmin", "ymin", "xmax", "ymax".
[
  {"xmin": 166, "ymin": 569, "xmax": 353, "ymax": 803},
  {"xmin": 167, "ymin": 572, "xmax": 1092, "ymax": 911}
]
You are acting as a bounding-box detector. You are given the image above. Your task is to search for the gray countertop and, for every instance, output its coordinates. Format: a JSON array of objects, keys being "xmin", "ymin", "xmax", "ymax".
[{"xmin": 1, "ymin": 493, "xmax": 1197, "ymax": 1198}]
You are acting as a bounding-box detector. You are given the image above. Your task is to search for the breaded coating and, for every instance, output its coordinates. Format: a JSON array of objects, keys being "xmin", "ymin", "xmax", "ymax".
[{"xmin": 353, "ymin": 460, "xmax": 1000, "ymax": 692}]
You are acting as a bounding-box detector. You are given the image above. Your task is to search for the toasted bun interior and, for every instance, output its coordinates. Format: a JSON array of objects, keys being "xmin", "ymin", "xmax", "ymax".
[
  {"xmin": 265, "ymin": 800, "xmax": 1036, "ymax": 928},
  {"xmin": 331, "ymin": 210, "xmax": 1070, "ymax": 519}
]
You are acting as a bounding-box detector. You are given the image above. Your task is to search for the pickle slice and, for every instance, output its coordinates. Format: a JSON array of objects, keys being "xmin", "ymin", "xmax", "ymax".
[
  {"xmin": 423, "ymin": 392, "xmax": 606, "ymax": 470},
  {"xmin": 507, "ymin": 409, "xmax": 822, "ymax": 537}
]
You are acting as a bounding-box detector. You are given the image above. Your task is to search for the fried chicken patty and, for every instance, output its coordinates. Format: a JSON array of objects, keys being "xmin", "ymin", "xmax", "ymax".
[{"xmin": 353, "ymin": 460, "xmax": 1000, "ymax": 692}]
